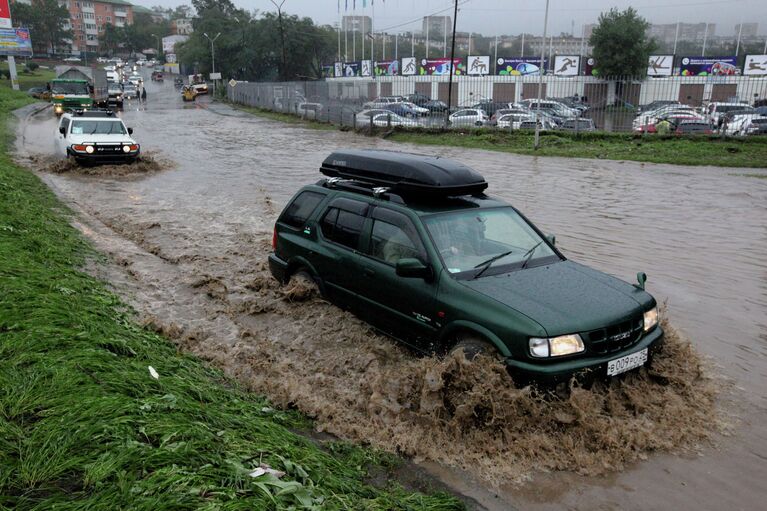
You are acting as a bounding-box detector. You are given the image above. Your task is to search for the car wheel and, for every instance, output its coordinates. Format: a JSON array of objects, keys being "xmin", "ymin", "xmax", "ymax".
[
  {"xmin": 475, "ymin": 121, "xmax": 483, "ymax": 127},
  {"xmin": 450, "ymin": 334, "xmax": 501, "ymax": 361},
  {"xmin": 284, "ymin": 268, "xmax": 321, "ymax": 301}
]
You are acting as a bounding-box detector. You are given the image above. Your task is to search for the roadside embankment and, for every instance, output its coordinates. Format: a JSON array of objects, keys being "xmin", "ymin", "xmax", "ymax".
[{"xmin": 0, "ymin": 89, "xmax": 462, "ymax": 509}]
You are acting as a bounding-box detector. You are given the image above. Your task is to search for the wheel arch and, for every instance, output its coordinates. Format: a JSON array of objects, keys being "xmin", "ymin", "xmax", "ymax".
[
  {"xmin": 285, "ymin": 257, "xmax": 326, "ymax": 294},
  {"xmin": 438, "ymin": 320, "xmax": 511, "ymax": 357}
]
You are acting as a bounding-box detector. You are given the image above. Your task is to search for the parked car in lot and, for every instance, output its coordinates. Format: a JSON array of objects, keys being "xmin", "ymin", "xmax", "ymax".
[
  {"xmin": 269, "ymin": 149, "xmax": 662, "ymax": 386},
  {"xmin": 496, "ymin": 112, "xmax": 535, "ymax": 130},
  {"xmin": 723, "ymin": 114, "xmax": 767, "ymax": 136},
  {"xmin": 637, "ymin": 100, "xmax": 680, "ymax": 115},
  {"xmin": 355, "ymin": 109, "xmax": 394, "ymax": 127},
  {"xmin": 490, "ymin": 108, "xmax": 531, "ymax": 125},
  {"xmin": 518, "ymin": 118, "xmax": 557, "ymax": 131},
  {"xmin": 422, "ymin": 100, "xmax": 449, "ymax": 113},
  {"xmin": 370, "ymin": 112, "xmax": 414, "ymax": 127},
  {"xmin": 297, "ymin": 102, "xmax": 324, "ymax": 119},
  {"xmin": 55, "ymin": 109, "xmax": 139, "ymax": 165},
  {"xmin": 404, "ymin": 93, "xmax": 431, "ymax": 106},
  {"xmin": 707, "ymin": 101, "xmax": 750, "ymax": 128},
  {"xmin": 448, "ymin": 108, "xmax": 489, "ymax": 127},
  {"xmin": 558, "ymin": 118, "xmax": 596, "ymax": 132},
  {"xmin": 363, "ymin": 96, "xmax": 404, "ymax": 109},
  {"xmin": 382, "ymin": 102, "xmax": 423, "ymax": 118},
  {"xmin": 674, "ymin": 120, "xmax": 713, "ymax": 135}
]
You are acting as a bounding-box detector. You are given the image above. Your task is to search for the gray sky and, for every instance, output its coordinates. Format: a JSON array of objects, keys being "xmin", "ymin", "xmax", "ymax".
[{"xmin": 136, "ymin": 0, "xmax": 767, "ymax": 38}]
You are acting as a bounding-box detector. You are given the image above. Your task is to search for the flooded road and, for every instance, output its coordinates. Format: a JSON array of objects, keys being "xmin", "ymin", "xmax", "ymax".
[{"xmin": 15, "ymin": 75, "xmax": 767, "ymax": 510}]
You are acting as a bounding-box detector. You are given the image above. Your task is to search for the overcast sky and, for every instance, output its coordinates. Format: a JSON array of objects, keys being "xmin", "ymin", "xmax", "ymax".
[{"xmin": 136, "ymin": 0, "xmax": 767, "ymax": 38}]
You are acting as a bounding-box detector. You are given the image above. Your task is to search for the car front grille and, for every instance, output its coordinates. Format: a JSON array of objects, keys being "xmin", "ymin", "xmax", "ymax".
[
  {"xmin": 583, "ymin": 315, "xmax": 644, "ymax": 355},
  {"xmin": 93, "ymin": 144, "xmax": 123, "ymax": 154}
]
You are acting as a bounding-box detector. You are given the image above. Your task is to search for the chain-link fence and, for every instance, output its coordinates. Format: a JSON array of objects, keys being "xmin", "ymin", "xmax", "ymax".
[{"xmin": 227, "ymin": 74, "xmax": 767, "ymax": 135}]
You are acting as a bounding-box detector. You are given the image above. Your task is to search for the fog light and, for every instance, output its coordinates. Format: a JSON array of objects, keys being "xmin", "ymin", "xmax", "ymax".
[
  {"xmin": 643, "ymin": 307, "xmax": 658, "ymax": 332},
  {"xmin": 85, "ymin": 145, "xmax": 94, "ymax": 154},
  {"xmin": 529, "ymin": 334, "xmax": 584, "ymax": 358}
]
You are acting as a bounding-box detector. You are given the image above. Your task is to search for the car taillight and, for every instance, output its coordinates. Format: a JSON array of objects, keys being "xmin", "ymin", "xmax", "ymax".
[{"xmin": 272, "ymin": 226, "xmax": 277, "ymax": 250}]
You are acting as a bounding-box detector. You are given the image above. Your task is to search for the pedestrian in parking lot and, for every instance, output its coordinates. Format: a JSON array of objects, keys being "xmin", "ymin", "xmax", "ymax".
[{"xmin": 141, "ymin": 87, "xmax": 147, "ymax": 102}]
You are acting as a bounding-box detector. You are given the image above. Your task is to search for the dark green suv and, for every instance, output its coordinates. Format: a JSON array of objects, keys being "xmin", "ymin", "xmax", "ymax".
[{"xmin": 269, "ymin": 150, "xmax": 662, "ymax": 385}]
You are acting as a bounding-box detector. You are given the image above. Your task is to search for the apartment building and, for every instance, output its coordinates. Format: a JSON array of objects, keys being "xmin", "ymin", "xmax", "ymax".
[
  {"xmin": 172, "ymin": 18, "xmax": 193, "ymax": 35},
  {"xmin": 59, "ymin": 0, "xmax": 134, "ymax": 54}
]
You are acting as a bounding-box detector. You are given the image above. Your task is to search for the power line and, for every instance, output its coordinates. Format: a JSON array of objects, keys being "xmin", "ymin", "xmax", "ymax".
[{"xmin": 375, "ymin": 0, "xmax": 472, "ymax": 33}]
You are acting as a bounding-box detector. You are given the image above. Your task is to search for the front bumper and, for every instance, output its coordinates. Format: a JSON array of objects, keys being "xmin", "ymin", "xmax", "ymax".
[
  {"xmin": 506, "ymin": 326, "xmax": 664, "ymax": 386},
  {"xmin": 67, "ymin": 146, "xmax": 140, "ymax": 164}
]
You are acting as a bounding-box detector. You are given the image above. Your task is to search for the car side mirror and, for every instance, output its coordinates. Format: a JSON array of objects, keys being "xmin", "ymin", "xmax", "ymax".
[
  {"xmin": 396, "ymin": 258, "xmax": 432, "ymax": 280},
  {"xmin": 127, "ymin": 127, "xmax": 133, "ymax": 134},
  {"xmin": 546, "ymin": 234, "xmax": 556, "ymax": 246},
  {"xmin": 59, "ymin": 126, "xmax": 66, "ymax": 135},
  {"xmin": 636, "ymin": 272, "xmax": 647, "ymax": 290}
]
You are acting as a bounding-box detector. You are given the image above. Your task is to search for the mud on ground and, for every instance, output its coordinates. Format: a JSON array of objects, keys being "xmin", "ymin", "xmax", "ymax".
[{"xmin": 106, "ymin": 219, "xmax": 723, "ymax": 487}]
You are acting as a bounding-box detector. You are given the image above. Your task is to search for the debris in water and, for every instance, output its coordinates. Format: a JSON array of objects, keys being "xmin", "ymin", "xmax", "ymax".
[{"xmin": 148, "ymin": 366, "xmax": 159, "ymax": 379}]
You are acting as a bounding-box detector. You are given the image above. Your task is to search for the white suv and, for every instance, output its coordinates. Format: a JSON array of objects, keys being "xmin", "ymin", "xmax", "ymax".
[{"xmin": 56, "ymin": 110, "xmax": 140, "ymax": 165}]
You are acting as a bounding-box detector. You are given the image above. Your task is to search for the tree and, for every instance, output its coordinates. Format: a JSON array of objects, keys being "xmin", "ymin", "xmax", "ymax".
[
  {"xmin": 589, "ymin": 7, "xmax": 655, "ymax": 77},
  {"xmin": 10, "ymin": 0, "xmax": 71, "ymax": 55}
]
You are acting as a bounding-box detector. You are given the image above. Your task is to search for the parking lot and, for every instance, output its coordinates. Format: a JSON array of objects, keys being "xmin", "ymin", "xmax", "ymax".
[{"xmin": 16, "ymin": 73, "xmax": 767, "ymax": 510}]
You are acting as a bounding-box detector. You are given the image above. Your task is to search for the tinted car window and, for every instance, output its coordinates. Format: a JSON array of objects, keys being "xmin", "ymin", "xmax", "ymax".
[
  {"xmin": 280, "ymin": 191, "xmax": 325, "ymax": 228},
  {"xmin": 322, "ymin": 208, "xmax": 366, "ymax": 249},
  {"xmin": 368, "ymin": 210, "xmax": 424, "ymax": 264}
]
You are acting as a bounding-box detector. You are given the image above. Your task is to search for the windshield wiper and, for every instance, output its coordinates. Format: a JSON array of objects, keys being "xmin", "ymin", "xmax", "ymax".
[
  {"xmin": 520, "ymin": 241, "xmax": 544, "ymax": 270},
  {"xmin": 472, "ymin": 250, "xmax": 514, "ymax": 280}
]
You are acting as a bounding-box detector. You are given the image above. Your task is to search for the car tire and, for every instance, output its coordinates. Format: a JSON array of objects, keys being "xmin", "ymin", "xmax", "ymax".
[
  {"xmin": 475, "ymin": 121, "xmax": 483, "ymax": 127},
  {"xmin": 450, "ymin": 335, "xmax": 501, "ymax": 361}
]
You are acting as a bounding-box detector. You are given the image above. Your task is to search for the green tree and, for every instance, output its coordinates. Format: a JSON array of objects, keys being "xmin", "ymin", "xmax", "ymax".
[
  {"xmin": 589, "ymin": 7, "xmax": 655, "ymax": 76},
  {"xmin": 10, "ymin": 0, "xmax": 71, "ymax": 55}
]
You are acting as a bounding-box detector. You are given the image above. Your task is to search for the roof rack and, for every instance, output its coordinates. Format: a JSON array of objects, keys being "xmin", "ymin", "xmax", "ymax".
[
  {"xmin": 68, "ymin": 108, "xmax": 116, "ymax": 117},
  {"xmin": 318, "ymin": 177, "xmax": 406, "ymax": 204},
  {"xmin": 320, "ymin": 149, "xmax": 488, "ymax": 197}
]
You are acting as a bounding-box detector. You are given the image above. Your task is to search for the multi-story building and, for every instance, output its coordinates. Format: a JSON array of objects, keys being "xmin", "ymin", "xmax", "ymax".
[
  {"xmin": 649, "ymin": 22, "xmax": 715, "ymax": 45},
  {"xmin": 172, "ymin": 18, "xmax": 193, "ymax": 36},
  {"xmin": 735, "ymin": 23, "xmax": 758, "ymax": 38},
  {"xmin": 341, "ymin": 15, "xmax": 371, "ymax": 35},
  {"xmin": 422, "ymin": 15, "xmax": 451, "ymax": 39},
  {"xmin": 59, "ymin": 0, "xmax": 134, "ymax": 54}
]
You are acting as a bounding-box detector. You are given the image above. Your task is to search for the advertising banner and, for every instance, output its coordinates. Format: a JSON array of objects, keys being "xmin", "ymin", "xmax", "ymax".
[
  {"xmin": 320, "ymin": 65, "xmax": 334, "ymax": 78},
  {"xmin": 679, "ymin": 56, "xmax": 737, "ymax": 76},
  {"xmin": 342, "ymin": 61, "xmax": 360, "ymax": 77},
  {"xmin": 0, "ymin": 0, "xmax": 11, "ymax": 29},
  {"xmin": 583, "ymin": 57, "xmax": 598, "ymax": 76},
  {"xmin": 334, "ymin": 62, "xmax": 343, "ymax": 77},
  {"xmin": 0, "ymin": 28, "xmax": 32, "ymax": 57},
  {"xmin": 401, "ymin": 56, "xmax": 417, "ymax": 76},
  {"xmin": 466, "ymin": 55, "xmax": 490, "ymax": 75},
  {"xmin": 496, "ymin": 57, "xmax": 547, "ymax": 75},
  {"xmin": 743, "ymin": 54, "xmax": 767, "ymax": 76},
  {"xmin": 374, "ymin": 60, "xmax": 399, "ymax": 76},
  {"xmin": 418, "ymin": 58, "xmax": 466, "ymax": 75},
  {"xmin": 360, "ymin": 60, "xmax": 372, "ymax": 77},
  {"xmin": 553, "ymin": 55, "xmax": 580, "ymax": 76},
  {"xmin": 647, "ymin": 55, "xmax": 674, "ymax": 76}
]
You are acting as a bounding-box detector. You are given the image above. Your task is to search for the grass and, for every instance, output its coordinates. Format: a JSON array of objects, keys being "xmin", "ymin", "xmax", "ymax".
[
  {"xmin": 0, "ymin": 87, "xmax": 463, "ymax": 509},
  {"xmin": 385, "ymin": 127, "xmax": 767, "ymax": 168},
  {"xmin": 229, "ymin": 99, "xmax": 767, "ymax": 168},
  {"xmin": 0, "ymin": 62, "xmax": 56, "ymax": 90}
]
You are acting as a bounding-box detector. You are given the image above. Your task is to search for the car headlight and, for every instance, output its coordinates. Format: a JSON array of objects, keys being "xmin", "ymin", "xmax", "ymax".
[
  {"xmin": 85, "ymin": 145, "xmax": 95, "ymax": 154},
  {"xmin": 529, "ymin": 334, "xmax": 584, "ymax": 358},
  {"xmin": 643, "ymin": 307, "xmax": 659, "ymax": 332}
]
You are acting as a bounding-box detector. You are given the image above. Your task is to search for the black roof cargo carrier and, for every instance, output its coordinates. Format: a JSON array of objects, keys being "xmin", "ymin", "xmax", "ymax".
[{"xmin": 320, "ymin": 149, "xmax": 488, "ymax": 197}]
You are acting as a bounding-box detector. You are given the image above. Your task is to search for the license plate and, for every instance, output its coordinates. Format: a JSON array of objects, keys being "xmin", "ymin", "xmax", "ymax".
[{"xmin": 607, "ymin": 348, "xmax": 648, "ymax": 376}]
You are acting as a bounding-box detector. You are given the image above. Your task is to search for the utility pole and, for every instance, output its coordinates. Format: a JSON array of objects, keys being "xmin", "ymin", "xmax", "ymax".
[
  {"xmin": 443, "ymin": 16, "xmax": 447, "ymax": 58},
  {"xmin": 494, "ymin": 34, "xmax": 498, "ymax": 74},
  {"xmin": 521, "ymin": 33, "xmax": 525, "ymax": 58},
  {"xmin": 534, "ymin": 0, "xmax": 550, "ymax": 150},
  {"xmin": 672, "ymin": 21, "xmax": 679, "ymax": 55},
  {"xmin": 270, "ymin": 0, "xmax": 287, "ymax": 80},
  {"xmin": 446, "ymin": 0, "xmax": 458, "ymax": 128},
  {"xmin": 395, "ymin": 32, "xmax": 398, "ymax": 61},
  {"xmin": 426, "ymin": 18, "xmax": 429, "ymax": 59},
  {"xmin": 411, "ymin": 30, "xmax": 414, "ymax": 57},
  {"xmin": 735, "ymin": 20, "xmax": 743, "ymax": 56}
]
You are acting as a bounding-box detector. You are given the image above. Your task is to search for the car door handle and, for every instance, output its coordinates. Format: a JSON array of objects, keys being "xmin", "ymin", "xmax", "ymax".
[{"xmin": 363, "ymin": 268, "xmax": 375, "ymax": 277}]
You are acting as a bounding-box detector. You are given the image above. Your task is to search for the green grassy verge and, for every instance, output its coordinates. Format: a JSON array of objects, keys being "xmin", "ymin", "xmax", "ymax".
[
  {"xmin": 385, "ymin": 128, "xmax": 767, "ymax": 168},
  {"xmin": 0, "ymin": 88, "xmax": 462, "ymax": 509},
  {"xmin": 0, "ymin": 62, "xmax": 56, "ymax": 89}
]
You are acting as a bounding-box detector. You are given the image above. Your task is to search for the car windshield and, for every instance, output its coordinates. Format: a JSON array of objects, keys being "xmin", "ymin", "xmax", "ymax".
[
  {"xmin": 70, "ymin": 120, "xmax": 127, "ymax": 135},
  {"xmin": 51, "ymin": 82, "xmax": 89, "ymax": 95},
  {"xmin": 424, "ymin": 207, "xmax": 559, "ymax": 278}
]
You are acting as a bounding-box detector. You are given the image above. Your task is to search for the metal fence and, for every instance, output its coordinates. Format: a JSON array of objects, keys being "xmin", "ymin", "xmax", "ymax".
[{"xmin": 227, "ymin": 74, "xmax": 767, "ymax": 135}]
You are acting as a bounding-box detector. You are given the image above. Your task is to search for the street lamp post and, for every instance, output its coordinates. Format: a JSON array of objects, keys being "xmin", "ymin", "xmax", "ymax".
[
  {"xmin": 203, "ymin": 32, "xmax": 221, "ymax": 74},
  {"xmin": 151, "ymin": 33, "xmax": 161, "ymax": 60},
  {"xmin": 534, "ymin": 0, "xmax": 550, "ymax": 150}
]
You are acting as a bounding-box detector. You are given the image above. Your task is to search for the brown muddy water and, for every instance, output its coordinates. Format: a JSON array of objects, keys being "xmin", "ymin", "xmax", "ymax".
[{"xmin": 14, "ymin": 79, "xmax": 767, "ymax": 510}]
